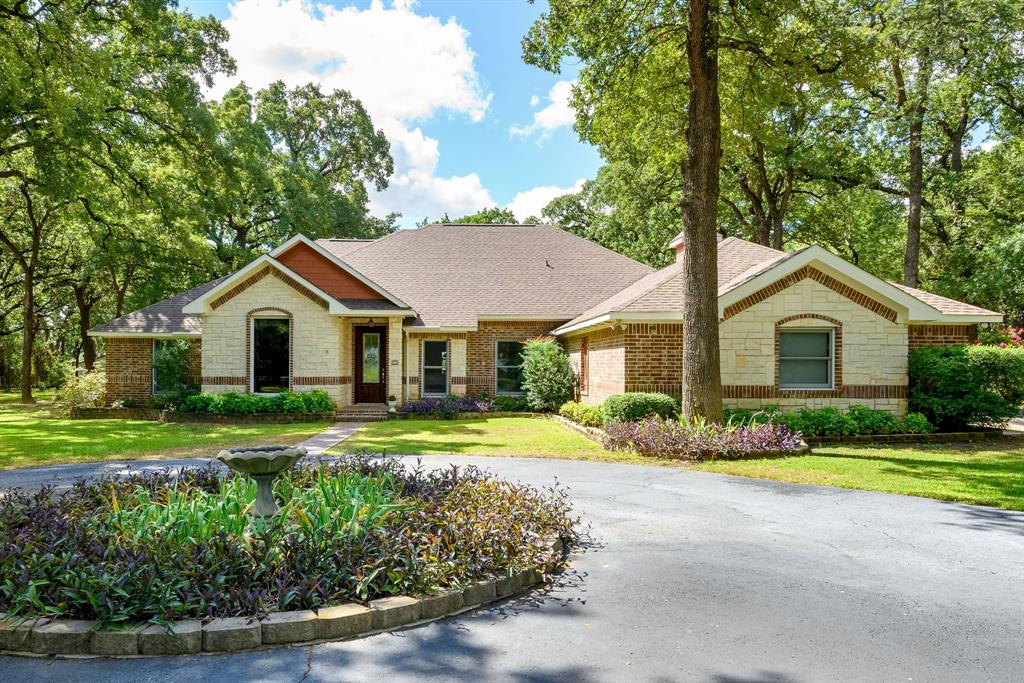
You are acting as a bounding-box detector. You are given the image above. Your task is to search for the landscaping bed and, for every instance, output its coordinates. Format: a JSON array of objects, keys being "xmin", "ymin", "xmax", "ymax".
[
  {"xmin": 0, "ymin": 456, "xmax": 574, "ymax": 656},
  {"xmin": 71, "ymin": 407, "xmax": 335, "ymax": 424}
]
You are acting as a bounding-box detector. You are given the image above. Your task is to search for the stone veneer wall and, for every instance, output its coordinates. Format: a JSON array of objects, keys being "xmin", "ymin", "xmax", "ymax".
[
  {"xmin": 200, "ymin": 271, "xmax": 348, "ymax": 405},
  {"xmin": 719, "ymin": 276, "xmax": 909, "ymax": 415},
  {"xmin": 908, "ymin": 324, "xmax": 977, "ymax": 348}
]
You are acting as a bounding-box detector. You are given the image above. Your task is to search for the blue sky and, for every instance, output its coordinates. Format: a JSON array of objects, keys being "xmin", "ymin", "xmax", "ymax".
[{"xmin": 179, "ymin": 0, "xmax": 601, "ymax": 226}]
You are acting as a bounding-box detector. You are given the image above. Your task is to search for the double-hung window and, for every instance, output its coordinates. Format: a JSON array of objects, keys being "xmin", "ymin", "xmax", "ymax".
[
  {"xmin": 778, "ymin": 329, "xmax": 834, "ymax": 389},
  {"xmin": 422, "ymin": 340, "xmax": 448, "ymax": 396},
  {"xmin": 496, "ymin": 341, "xmax": 526, "ymax": 395}
]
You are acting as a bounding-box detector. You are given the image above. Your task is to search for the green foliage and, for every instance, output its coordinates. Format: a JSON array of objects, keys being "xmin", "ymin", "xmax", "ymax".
[
  {"xmin": 558, "ymin": 401, "xmax": 606, "ymax": 427},
  {"xmin": 909, "ymin": 346, "xmax": 1024, "ymax": 429},
  {"xmin": 55, "ymin": 371, "xmax": 106, "ymax": 415},
  {"xmin": 724, "ymin": 404, "xmax": 935, "ymax": 436},
  {"xmin": 0, "ymin": 457, "xmax": 577, "ymax": 623},
  {"xmin": 152, "ymin": 340, "xmax": 197, "ymax": 395},
  {"xmin": 177, "ymin": 390, "xmax": 335, "ymax": 415},
  {"xmin": 602, "ymin": 393, "xmax": 678, "ymax": 424},
  {"xmin": 520, "ymin": 338, "xmax": 577, "ymax": 411},
  {"xmin": 490, "ymin": 394, "xmax": 530, "ymax": 412}
]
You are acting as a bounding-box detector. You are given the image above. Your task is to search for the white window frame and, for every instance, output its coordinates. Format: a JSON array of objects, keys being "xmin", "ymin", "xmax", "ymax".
[
  {"xmin": 250, "ymin": 315, "xmax": 291, "ymax": 396},
  {"xmin": 421, "ymin": 339, "xmax": 449, "ymax": 397},
  {"xmin": 495, "ymin": 340, "xmax": 526, "ymax": 396},
  {"xmin": 778, "ymin": 328, "xmax": 835, "ymax": 390}
]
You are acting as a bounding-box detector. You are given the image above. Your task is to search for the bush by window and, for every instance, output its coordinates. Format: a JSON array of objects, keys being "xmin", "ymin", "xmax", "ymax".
[
  {"xmin": 520, "ymin": 337, "xmax": 576, "ymax": 411},
  {"xmin": 177, "ymin": 390, "xmax": 334, "ymax": 415},
  {"xmin": 909, "ymin": 345, "xmax": 1024, "ymax": 429},
  {"xmin": 55, "ymin": 371, "xmax": 106, "ymax": 414}
]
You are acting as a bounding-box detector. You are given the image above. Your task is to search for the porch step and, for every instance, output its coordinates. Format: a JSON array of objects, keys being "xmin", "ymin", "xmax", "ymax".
[{"xmin": 335, "ymin": 404, "xmax": 391, "ymax": 422}]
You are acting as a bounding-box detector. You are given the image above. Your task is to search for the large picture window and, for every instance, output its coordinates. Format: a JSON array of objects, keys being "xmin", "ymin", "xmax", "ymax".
[
  {"xmin": 252, "ymin": 318, "xmax": 290, "ymax": 394},
  {"xmin": 422, "ymin": 340, "xmax": 448, "ymax": 396},
  {"xmin": 778, "ymin": 329, "xmax": 834, "ymax": 389},
  {"xmin": 496, "ymin": 341, "xmax": 525, "ymax": 395}
]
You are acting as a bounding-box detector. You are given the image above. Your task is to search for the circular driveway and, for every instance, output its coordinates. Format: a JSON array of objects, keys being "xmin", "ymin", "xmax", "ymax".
[{"xmin": 2, "ymin": 455, "xmax": 1023, "ymax": 683}]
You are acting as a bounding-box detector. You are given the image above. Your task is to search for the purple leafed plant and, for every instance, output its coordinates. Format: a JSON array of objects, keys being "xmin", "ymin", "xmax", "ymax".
[
  {"xmin": 604, "ymin": 416, "xmax": 803, "ymax": 461},
  {"xmin": 399, "ymin": 395, "xmax": 495, "ymax": 418}
]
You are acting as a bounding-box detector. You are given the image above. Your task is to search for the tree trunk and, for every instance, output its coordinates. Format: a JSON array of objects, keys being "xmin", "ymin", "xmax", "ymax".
[
  {"xmin": 73, "ymin": 284, "xmax": 97, "ymax": 371},
  {"xmin": 904, "ymin": 115, "xmax": 923, "ymax": 287},
  {"xmin": 20, "ymin": 267, "xmax": 34, "ymax": 402},
  {"xmin": 680, "ymin": 0, "xmax": 723, "ymax": 423}
]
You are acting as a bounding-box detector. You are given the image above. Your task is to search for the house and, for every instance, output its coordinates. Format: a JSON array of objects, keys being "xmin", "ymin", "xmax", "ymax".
[{"xmin": 90, "ymin": 223, "xmax": 1001, "ymax": 417}]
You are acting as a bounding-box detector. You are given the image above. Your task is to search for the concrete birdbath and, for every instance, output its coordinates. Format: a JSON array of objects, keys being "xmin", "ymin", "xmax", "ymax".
[{"xmin": 216, "ymin": 445, "xmax": 307, "ymax": 519}]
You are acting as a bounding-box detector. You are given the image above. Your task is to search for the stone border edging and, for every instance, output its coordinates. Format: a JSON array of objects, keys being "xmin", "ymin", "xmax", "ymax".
[
  {"xmin": 804, "ymin": 429, "xmax": 1008, "ymax": 446},
  {"xmin": 0, "ymin": 537, "xmax": 565, "ymax": 659}
]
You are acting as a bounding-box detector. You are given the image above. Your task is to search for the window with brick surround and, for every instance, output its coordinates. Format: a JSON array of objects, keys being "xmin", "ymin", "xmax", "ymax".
[
  {"xmin": 422, "ymin": 340, "xmax": 448, "ymax": 396},
  {"xmin": 496, "ymin": 341, "xmax": 526, "ymax": 395},
  {"xmin": 778, "ymin": 329, "xmax": 834, "ymax": 389}
]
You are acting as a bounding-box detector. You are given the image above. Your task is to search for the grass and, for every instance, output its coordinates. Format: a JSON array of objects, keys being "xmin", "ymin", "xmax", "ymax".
[
  {"xmin": 697, "ymin": 442, "xmax": 1024, "ymax": 510},
  {"xmin": 336, "ymin": 415, "xmax": 1024, "ymax": 510},
  {"xmin": 0, "ymin": 391, "xmax": 329, "ymax": 470},
  {"xmin": 335, "ymin": 416, "xmax": 644, "ymax": 462}
]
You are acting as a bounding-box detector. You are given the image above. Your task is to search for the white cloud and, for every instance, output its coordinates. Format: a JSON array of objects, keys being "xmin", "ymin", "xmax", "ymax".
[
  {"xmin": 980, "ymin": 138, "xmax": 1001, "ymax": 152},
  {"xmin": 505, "ymin": 178, "xmax": 586, "ymax": 221},
  {"xmin": 510, "ymin": 80, "xmax": 576, "ymax": 140},
  {"xmin": 213, "ymin": 0, "xmax": 493, "ymax": 220}
]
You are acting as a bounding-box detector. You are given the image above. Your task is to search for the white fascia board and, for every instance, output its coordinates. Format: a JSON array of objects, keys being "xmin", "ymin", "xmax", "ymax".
[
  {"xmin": 717, "ymin": 246, "xmax": 939, "ymax": 321},
  {"xmin": 668, "ymin": 235, "xmax": 685, "ymax": 249},
  {"xmin": 270, "ymin": 234, "xmax": 410, "ymax": 309},
  {"xmin": 87, "ymin": 331, "xmax": 201, "ymax": 338},
  {"xmin": 338, "ymin": 310, "xmax": 416, "ymax": 318},
  {"xmin": 554, "ymin": 311, "xmax": 685, "ymax": 336},
  {"xmin": 182, "ymin": 255, "xmax": 349, "ymax": 315},
  {"xmin": 405, "ymin": 326, "xmax": 476, "ymax": 334}
]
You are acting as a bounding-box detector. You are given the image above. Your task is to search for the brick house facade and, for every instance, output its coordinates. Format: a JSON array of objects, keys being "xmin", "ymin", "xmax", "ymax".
[{"xmin": 91, "ymin": 226, "xmax": 1001, "ymax": 413}]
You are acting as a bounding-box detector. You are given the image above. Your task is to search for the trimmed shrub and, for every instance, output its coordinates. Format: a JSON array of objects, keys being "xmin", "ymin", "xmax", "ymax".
[
  {"xmin": 909, "ymin": 345, "xmax": 1024, "ymax": 429},
  {"xmin": 559, "ymin": 401, "xmax": 606, "ymax": 427},
  {"xmin": 520, "ymin": 337, "xmax": 576, "ymax": 411},
  {"xmin": 604, "ymin": 416, "xmax": 803, "ymax": 460},
  {"xmin": 902, "ymin": 412, "xmax": 934, "ymax": 434},
  {"xmin": 177, "ymin": 390, "xmax": 334, "ymax": 415},
  {"xmin": 846, "ymin": 404, "xmax": 902, "ymax": 435},
  {"xmin": 488, "ymin": 394, "xmax": 530, "ymax": 412},
  {"xmin": 55, "ymin": 371, "xmax": 106, "ymax": 414},
  {"xmin": 603, "ymin": 392, "xmax": 677, "ymax": 424}
]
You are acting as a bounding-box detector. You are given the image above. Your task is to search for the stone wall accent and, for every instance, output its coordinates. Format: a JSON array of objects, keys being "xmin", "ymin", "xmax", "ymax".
[
  {"xmin": 720, "ymin": 276, "xmax": 908, "ymax": 415},
  {"xmin": 722, "ymin": 265, "xmax": 899, "ymax": 323},
  {"xmin": 201, "ymin": 274, "xmax": 347, "ymax": 404},
  {"xmin": 105, "ymin": 337, "xmax": 153, "ymax": 403},
  {"xmin": 209, "ymin": 266, "xmax": 328, "ymax": 311},
  {"xmin": 908, "ymin": 324, "xmax": 977, "ymax": 348}
]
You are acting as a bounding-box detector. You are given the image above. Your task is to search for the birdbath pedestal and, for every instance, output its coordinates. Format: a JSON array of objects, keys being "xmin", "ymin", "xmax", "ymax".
[{"xmin": 216, "ymin": 445, "xmax": 307, "ymax": 519}]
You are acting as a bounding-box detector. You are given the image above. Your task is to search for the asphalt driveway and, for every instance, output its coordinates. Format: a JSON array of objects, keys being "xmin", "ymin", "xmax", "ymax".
[{"xmin": 1, "ymin": 455, "xmax": 1022, "ymax": 683}]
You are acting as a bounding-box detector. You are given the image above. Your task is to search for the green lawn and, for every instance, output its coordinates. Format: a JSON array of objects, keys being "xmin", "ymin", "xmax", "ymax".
[
  {"xmin": 697, "ymin": 443, "xmax": 1024, "ymax": 510},
  {"xmin": 335, "ymin": 416, "xmax": 644, "ymax": 462},
  {"xmin": 336, "ymin": 415, "xmax": 1024, "ymax": 510},
  {"xmin": 0, "ymin": 392, "xmax": 329, "ymax": 470}
]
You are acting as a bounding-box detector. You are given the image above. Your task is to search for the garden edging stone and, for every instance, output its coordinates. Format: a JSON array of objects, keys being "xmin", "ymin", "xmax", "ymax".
[{"xmin": 0, "ymin": 536, "xmax": 565, "ymax": 658}]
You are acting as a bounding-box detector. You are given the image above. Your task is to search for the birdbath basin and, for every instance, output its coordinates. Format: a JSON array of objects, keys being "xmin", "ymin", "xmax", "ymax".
[{"xmin": 216, "ymin": 445, "xmax": 307, "ymax": 519}]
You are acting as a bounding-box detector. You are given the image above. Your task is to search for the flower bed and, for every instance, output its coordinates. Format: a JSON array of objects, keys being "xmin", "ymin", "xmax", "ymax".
[
  {"xmin": 399, "ymin": 395, "xmax": 496, "ymax": 418},
  {"xmin": 603, "ymin": 417, "xmax": 805, "ymax": 460},
  {"xmin": 0, "ymin": 456, "xmax": 575, "ymax": 632}
]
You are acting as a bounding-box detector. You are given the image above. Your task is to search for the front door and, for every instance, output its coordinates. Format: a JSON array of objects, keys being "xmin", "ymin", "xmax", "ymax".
[{"xmin": 354, "ymin": 326, "xmax": 386, "ymax": 403}]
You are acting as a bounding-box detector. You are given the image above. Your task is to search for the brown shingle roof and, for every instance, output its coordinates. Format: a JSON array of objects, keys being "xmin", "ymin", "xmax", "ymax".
[
  {"xmin": 558, "ymin": 237, "xmax": 790, "ymax": 328},
  {"xmin": 889, "ymin": 283, "xmax": 1000, "ymax": 316},
  {"xmin": 89, "ymin": 276, "xmax": 229, "ymax": 336},
  {"xmin": 318, "ymin": 224, "xmax": 653, "ymax": 327}
]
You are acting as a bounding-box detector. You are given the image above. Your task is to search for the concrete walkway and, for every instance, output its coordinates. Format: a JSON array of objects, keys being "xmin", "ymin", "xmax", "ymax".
[
  {"xmin": 2, "ymin": 455, "xmax": 1023, "ymax": 682},
  {"xmin": 295, "ymin": 421, "xmax": 364, "ymax": 455}
]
